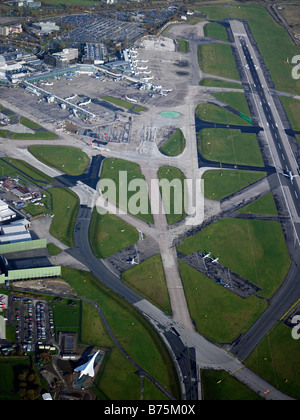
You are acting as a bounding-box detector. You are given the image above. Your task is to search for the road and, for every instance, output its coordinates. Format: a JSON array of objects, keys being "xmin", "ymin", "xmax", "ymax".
[
  {"xmin": 230, "ymin": 20, "xmax": 300, "ymax": 244},
  {"xmin": 0, "ymin": 20, "xmax": 297, "ymax": 400}
]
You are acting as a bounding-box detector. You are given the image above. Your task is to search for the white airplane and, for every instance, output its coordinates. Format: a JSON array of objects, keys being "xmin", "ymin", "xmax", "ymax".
[
  {"xmin": 203, "ymin": 252, "xmax": 211, "ymax": 259},
  {"xmin": 125, "ymin": 95, "xmax": 137, "ymax": 104},
  {"xmin": 283, "ymin": 170, "xmax": 299, "ymax": 182},
  {"xmin": 212, "ymin": 258, "xmax": 219, "ymax": 263},
  {"xmin": 75, "ymin": 351, "xmax": 100, "ymax": 379},
  {"xmin": 128, "ymin": 257, "xmax": 139, "ymax": 265},
  {"xmin": 89, "ymin": 142, "xmax": 110, "ymax": 152}
]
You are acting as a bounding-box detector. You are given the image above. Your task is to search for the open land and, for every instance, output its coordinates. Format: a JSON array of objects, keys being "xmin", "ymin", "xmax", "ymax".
[{"xmin": 0, "ymin": 1, "xmax": 300, "ymax": 402}]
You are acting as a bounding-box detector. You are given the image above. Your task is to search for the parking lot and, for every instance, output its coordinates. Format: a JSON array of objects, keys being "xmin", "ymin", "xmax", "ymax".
[
  {"xmin": 7, "ymin": 295, "xmax": 54, "ymax": 349},
  {"xmin": 58, "ymin": 14, "xmax": 144, "ymax": 44}
]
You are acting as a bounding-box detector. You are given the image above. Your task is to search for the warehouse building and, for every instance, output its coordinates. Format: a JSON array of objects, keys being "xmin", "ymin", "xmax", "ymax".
[{"xmin": 0, "ymin": 199, "xmax": 16, "ymax": 223}]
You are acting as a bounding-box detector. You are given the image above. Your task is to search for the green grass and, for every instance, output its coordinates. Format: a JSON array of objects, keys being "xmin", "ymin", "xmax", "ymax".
[
  {"xmin": 121, "ymin": 254, "xmax": 171, "ymax": 315},
  {"xmin": 28, "ymin": 145, "xmax": 90, "ymax": 176},
  {"xmin": 47, "ymin": 243, "xmax": 62, "ymax": 256},
  {"xmin": 176, "ymin": 38, "xmax": 189, "ymax": 52},
  {"xmin": 179, "ymin": 260, "xmax": 267, "ymax": 343},
  {"xmin": 204, "ymin": 22, "xmax": 229, "ymax": 42},
  {"xmin": 177, "ymin": 218, "xmax": 291, "ymax": 298},
  {"xmin": 0, "ymin": 358, "xmax": 34, "ymax": 400},
  {"xmin": 198, "ymin": 128, "xmax": 264, "ymax": 167},
  {"xmin": 159, "ymin": 128, "xmax": 186, "ymax": 157},
  {"xmin": 280, "ymin": 96, "xmax": 300, "ymax": 131},
  {"xmin": 246, "ymin": 322, "xmax": 300, "ymax": 400},
  {"xmin": 47, "ymin": 187, "xmax": 80, "ymax": 247},
  {"xmin": 198, "ymin": 43, "xmax": 240, "ymax": 81},
  {"xmin": 61, "ymin": 267, "xmax": 181, "ymax": 399},
  {"xmin": 202, "ymin": 169, "xmax": 266, "ymax": 201},
  {"xmin": 2, "ymin": 157, "xmax": 54, "ymax": 186},
  {"xmin": 51, "ymin": 296, "xmax": 81, "ymax": 337},
  {"xmin": 195, "ymin": 4, "xmax": 300, "ymax": 95},
  {"xmin": 201, "ymin": 370, "xmax": 263, "ymax": 400},
  {"xmin": 20, "ymin": 117, "xmax": 42, "ymax": 131},
  {"xmin": 100, "ymin": 158, "xmax": 153, "ymax": 224},
  {"xmin": 200, "ymin": 78, "xmax": 243, "ymax": 89},
  {"xmin": 238, "ymin": 192, "xmax": 278, "ymax": 216},
  {"xmin": 196, "ymin": 103, "xmax": 251, "ymax": 126},
  {"xmin": 157, "ymin": 166, "xmax": 186, "ymax": 225},
  {"xmin": 89, "ymin": 207, "xmax": 139, "ymax": 258}
]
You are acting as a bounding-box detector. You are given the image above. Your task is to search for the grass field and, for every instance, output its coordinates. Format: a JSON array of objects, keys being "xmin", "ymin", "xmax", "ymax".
[
  {"xmin": 196, "ymin": 103, "xmax": 251, "ymax": 126},
  {"xmin": 100, "ymin": 158, "xmax": 153, "ymax": 224},
  {"xmin": 200, "ymin": 78, "xmax": 243, "ymax": 89},
  {"xmin": 198, "ymin": 128, "xmax": 264, "ymax": 167},
  {"xmin": 89, "ymin": 207, "xmax": 139, "ymax": 258},
  {"xmin": 238, "ymin": 192, "xmax": 278, "ymax": 216},
  {"xmin": 195, "ymin": 4, "xmax": 300, "ymax": 95},
  {"xmin": 198, "ymin": 43, "xmax": 240, "ymax": 81},
  {"xmin": 28, "ymin": 145, "xmax": 90, "ymax": 176},
  {"xmin": 157, "ymin": 165, "xmax": 186, "ymax": 225},
  {"xmin": 280, "ymin": 96, "xmax": 300, "ymax": 131},
  {"xmin": 2, "ymin": 157, "xmax": 54, "ymax": 186},
  {"xmin": 201, "ymin": 369, "xmax": 263, "ymax": 400},
  {"xmin": 212, "ymin": 92, "xmax": 251, "ymax": 118},
  {"xmin": 204, "ymin": 22, "xmax": 229, "ymax": 42},
  {"xmin": 121, "ymin": 254, "xmax": 171, "ymax": 315},
  {"xmin": 159, "ymin": 128, "xmax": 186, "ymax": 157},
  {"xmin": 47, "ymin": 187, "xmax": 80, "ymax": 247},
  {"xmin": 202, "ymin": 169, "xmax": 266, "ymax": 201},
  {"xmin": 177, "ymin": 218, "xmax": 291, "ymax": 298},
  {"xmin": 101, "ymin": 96, "xmax": 146, "ymax": 112},
  {"xmin": 0, "ymin": 358, "xmax": 35, "ymax": 400},
  {"xmin": 179, "ymin": 260, "xmax": 267, "ymax": 343},
  {"xmin": 246, "ymin": 321, "xmax": 300, "ymax": 400}
]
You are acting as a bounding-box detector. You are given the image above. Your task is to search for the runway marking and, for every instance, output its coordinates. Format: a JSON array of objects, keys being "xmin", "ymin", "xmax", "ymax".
[
  {"xmin": 280, "ymin": 298, "xmax": 300, "ymax": 320},
  {"xmin": 230, "ymin": 365, "xmax": 245, "ymax": 375}
]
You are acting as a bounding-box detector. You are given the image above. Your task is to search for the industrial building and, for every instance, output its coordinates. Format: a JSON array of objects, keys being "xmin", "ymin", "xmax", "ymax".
[
  {"xmin": 32, "ymin": 21, "xmax": 60, "ymax": 34},
  {"xmin": 0, "ymin": 200, "xmax": 16, "ymax": 223},
  {"xmin": 45, "ymin": 48, "xmax": 78, "ymax": 69},
  {"xmin": 83, "ymin": 43, "xmax": 107, "ymax": 65}
]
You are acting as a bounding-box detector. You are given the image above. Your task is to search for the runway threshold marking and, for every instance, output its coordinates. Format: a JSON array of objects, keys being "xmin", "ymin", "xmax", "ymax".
[{"xmin": 280, "ymin": 298, "xmax": 300, "ymax": 321}]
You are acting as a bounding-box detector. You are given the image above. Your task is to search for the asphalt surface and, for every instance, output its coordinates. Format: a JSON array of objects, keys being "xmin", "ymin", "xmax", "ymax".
[{"xmin": 227, "ymin": 20, "xmax": 300, "ymax": 359}]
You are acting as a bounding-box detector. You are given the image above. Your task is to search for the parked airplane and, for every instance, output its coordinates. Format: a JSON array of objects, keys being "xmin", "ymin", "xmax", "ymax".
[
  {"xmin": 88, "ymin": 142, "xmax": 110, "ymax": 152},
  {"xmin": 283, "ymin": 170, "xmax": 299, "ymax": 182},
  {"xmin": 128, "ymin": 257, "xmax": 139, "ymax": 265},
  {"xmin": 203, "ymin": 252, "xmax": 211, "ymax": 259},
  {"xmin": 212, "ymin": 258, "xmax": 219, "ymax": 263}
]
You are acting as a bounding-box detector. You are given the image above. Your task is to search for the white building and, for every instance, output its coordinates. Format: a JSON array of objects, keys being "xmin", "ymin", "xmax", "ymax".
[{"xmin": 0, "ymin": 200, "xmax": 16, "ymax": 223}]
